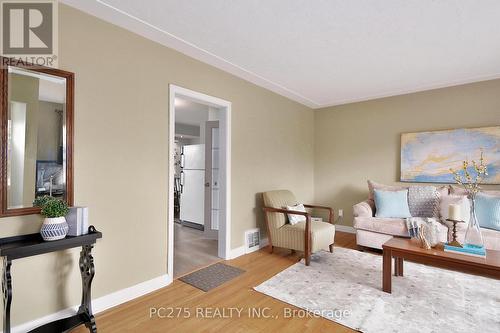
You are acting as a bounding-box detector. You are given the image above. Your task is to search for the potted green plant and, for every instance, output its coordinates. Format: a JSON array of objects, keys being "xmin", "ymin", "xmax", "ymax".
[{"xmin": 34, "ymin": 196, "xmax": 70, "ymax": 241}]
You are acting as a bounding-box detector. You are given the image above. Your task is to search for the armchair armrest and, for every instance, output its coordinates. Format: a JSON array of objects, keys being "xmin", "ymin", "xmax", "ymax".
[
  {"xmin": 304, "ymin": 204, "xmax": 334, "ymax": 224},
  {"xmin": 262, "ymin": 206, "xmax": 310, "ymax": 217},
  {"xmin": 353, "ymin": 200, "xmax": 374, "ymax": 218}
]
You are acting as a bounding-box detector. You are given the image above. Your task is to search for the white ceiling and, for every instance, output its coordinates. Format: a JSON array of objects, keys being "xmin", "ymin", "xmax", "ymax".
[
  {"xmin": 174, "ymin": 97, "xmax": 208, "ymax": 126},
  {"xmin": 39, "ymin": 79, "xmax": 66, "ymax": 104},
  {"xmin": 63, "ymin": 0, "xmax": 500, "ymax": 108}
]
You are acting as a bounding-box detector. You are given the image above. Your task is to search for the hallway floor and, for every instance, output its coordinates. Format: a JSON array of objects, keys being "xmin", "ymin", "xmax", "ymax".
[{"xmin": 174, "ymin": 223, "xmax": 219, "ymax": 278}]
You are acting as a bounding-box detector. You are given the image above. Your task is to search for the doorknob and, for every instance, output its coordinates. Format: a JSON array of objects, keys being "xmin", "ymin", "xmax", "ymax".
[{"xmin": 205, "ymin": 182, "xmax": 210, "ymax": 187}]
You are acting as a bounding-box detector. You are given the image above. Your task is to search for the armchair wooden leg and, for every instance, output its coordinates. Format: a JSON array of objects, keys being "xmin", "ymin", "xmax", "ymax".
[
  {"xmin": 329, "ymin": 244, "xmax": 334, "ymax": 253},
  {"xmin": 268, "ymin": 245, "xmax": 274, "ymax": 254},
  {"xmin": 304, "ymin": 216, "xmax": 311, "ymax": 266},
  {"xmin": 304, "ymin": 241, "xmax": 312, "ymax": 265}
]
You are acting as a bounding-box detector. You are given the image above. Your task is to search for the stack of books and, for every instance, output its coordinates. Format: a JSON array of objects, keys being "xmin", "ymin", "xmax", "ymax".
[{"xmin": 444, "ymin": 243, "xmax": 486, "ymax": 258}]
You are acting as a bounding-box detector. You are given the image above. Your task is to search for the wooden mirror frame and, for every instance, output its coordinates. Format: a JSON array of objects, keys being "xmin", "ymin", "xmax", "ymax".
[{"xmin": 0, "ymin": 57, "xmax": 74, "ymax": 217}]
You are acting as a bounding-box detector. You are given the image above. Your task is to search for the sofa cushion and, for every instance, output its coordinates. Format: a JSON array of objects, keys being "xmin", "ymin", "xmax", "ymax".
[
  {"xmin": 476, "ymin": 193, "xmax": 500, "ymax": 231},
  {"xmin": 367, "ymin": 180, "xmax": 448, "ymax": 203},
  {"xmin": 374, "ymin": 189, "xmax": 412, "ymax": 218},
  {"xmin": 354, "ymin": 216, "xmax": 449, "ymax": 240},
  {"xmin": 450, "ymin": 186, "xmax": 500, "ymax": 197},
  {"xmin": 408, "ymin": 186, "xmax": 440, "ymax": 217},
  {"xmin": 368, "ymin": 180, "xmax": 407, "ymax": 201},
  {"xmin": 354, "ymin": 216, "xmax": 410, "ymax": 237},
  {"xmin": 481, "ymin": 227, "xmax": 500, "ymax": 251},
  {"xmin": 440, "ymin": 194, "xmax": 470, "ymax": 224},
  {"xmin": 450, "ymin": 186, "xmax": 467, "ymax": 196}
]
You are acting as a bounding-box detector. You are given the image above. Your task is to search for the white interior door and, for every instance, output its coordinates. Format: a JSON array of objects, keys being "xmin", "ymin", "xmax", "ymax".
[{"xmin": 204, "ymin": 121, "xmax": 220, "ymax": 239}]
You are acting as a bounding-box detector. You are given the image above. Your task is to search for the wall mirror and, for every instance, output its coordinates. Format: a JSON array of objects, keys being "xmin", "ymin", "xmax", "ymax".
[{"xmin": 0, "ymin": 57, "xmax": 73, "ymax": 217}]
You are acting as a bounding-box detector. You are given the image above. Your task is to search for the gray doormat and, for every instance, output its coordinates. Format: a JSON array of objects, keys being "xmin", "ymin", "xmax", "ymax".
[{"xmin": 179, "ymin": 262, "xmax": 245, "ymax": 291}]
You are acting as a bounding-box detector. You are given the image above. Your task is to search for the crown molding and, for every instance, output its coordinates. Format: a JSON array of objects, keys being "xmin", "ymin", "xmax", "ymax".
[{"xmin": 317, "ymin": 72, "xmax": 500, "ymax": 109}]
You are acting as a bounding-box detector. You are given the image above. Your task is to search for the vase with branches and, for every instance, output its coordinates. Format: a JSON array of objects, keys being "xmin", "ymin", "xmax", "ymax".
[{"xmin": 449, "ymin": 150, "xmax": 488, "ymax": 250}]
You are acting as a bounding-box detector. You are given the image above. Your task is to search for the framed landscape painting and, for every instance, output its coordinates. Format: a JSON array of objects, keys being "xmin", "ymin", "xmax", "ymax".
[{"xmin": 401, "ymin": 126, "xmax": 500, "ymax": 184}]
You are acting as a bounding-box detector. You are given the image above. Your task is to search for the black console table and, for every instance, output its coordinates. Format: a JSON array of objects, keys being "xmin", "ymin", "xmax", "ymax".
[{"xmin": 0, "ymin": 226, "xmax": 102, "ymax": 333}]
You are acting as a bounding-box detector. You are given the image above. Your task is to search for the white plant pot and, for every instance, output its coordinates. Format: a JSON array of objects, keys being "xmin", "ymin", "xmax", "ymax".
[{"xmin": 40, "ymin": 217, "xmax": 69, "ymax": 241}]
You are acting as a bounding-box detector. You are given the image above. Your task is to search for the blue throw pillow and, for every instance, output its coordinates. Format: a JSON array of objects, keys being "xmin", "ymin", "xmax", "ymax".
[
  {"xmin": 374, "ymin": 189, "xmax": 412, "ymax": 218},
  {"xmin": 475, "ymin": 193, "xmax": 500, "ymax": 231}
]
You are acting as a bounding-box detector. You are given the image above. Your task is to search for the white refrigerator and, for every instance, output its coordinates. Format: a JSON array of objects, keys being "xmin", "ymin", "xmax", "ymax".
[{"xmin": 180, "ymin": 144, "xmax": 205, "ymax": 226}]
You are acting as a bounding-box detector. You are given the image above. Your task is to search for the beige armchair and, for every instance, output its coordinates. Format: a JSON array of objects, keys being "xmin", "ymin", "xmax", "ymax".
[{"xmin": 262, "ymin": 190, "xmax": 335, "ymax": 265}]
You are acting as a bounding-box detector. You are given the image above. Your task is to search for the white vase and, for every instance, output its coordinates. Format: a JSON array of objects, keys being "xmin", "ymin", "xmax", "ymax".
[{"xmin": 40, "ymin": 217, "xmax": 69, "ymax": 241}]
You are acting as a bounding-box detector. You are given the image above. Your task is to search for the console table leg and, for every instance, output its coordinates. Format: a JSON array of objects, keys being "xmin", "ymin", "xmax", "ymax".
[
  {"xmin": 78, "ymin": 244, "xmax": 97, "ymax": 333},
  {"xmin": 2, "ymin": 258, "xmax": 12, "ymax": 333}
]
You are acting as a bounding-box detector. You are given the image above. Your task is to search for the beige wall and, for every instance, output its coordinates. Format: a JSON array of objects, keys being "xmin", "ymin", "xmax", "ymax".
[
  {"xmin": 6, "ymin": 3, "xmax": 499, "ymax": 328},
  {"xmin": 314, "ymin": 79, "xmax": 500, "ymax": 227},
  {"xmin": 0, "ymin": 4, "xmax": 314, "ymax": 326}
]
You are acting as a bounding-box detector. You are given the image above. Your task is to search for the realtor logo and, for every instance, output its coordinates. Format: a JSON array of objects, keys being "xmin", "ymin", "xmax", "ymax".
[{"xmin": 1, "ymin": 0, "xmax": 58, "ymax": 67}]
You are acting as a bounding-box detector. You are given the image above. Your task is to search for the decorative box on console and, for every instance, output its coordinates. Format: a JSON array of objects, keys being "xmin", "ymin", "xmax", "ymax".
[{"xmin": 66, "ymin": 207, "xmax": 89, "ymax": 236}]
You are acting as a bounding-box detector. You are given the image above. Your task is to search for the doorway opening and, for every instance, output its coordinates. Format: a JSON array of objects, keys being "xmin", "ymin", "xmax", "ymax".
[{"xmin": 168, "ymin": 85, "xmax": 231, "ymax": 279}]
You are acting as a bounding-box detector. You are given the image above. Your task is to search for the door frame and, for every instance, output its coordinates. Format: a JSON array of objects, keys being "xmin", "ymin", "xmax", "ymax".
[
  {"xmin": 168, "ymin": 84, "xmax": 231, "ymax": 278},
  {"xmin": 204, "ymin": 120, "xmax": 220, "ymax": 240}
]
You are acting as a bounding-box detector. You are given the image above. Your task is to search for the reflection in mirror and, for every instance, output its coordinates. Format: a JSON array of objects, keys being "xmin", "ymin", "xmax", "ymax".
[{"xmin": 7, "ymin": 66, "xmax": 66, "ymax": 209}]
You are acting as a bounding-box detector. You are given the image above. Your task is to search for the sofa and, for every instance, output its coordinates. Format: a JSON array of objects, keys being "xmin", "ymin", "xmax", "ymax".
[{"xmin": 353, "ymin": 182, "xmax": 500, "ymax": 251}]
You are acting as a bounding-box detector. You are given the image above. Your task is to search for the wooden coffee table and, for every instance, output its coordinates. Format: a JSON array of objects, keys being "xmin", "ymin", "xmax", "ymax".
[{"xmin": 382, "ymin": 238, "xmax": 500, "ymax": 293}]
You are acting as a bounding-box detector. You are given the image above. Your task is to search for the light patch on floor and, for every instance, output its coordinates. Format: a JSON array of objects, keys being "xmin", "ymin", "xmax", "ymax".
[{"xmin": 174, "ymin": 223, "xmax": 219, "ymax": 278}]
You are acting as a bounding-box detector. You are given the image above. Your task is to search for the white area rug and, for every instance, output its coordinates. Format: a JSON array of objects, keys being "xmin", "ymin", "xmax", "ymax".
[{"xmin": 254, "ymin": 248, "xmax": 500, "ymax": 333}]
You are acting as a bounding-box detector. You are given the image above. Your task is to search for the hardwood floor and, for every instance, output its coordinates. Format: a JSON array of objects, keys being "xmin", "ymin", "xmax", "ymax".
[
  {"xmin": 174, "ymin": 223, "xmax": 220, "ymax": 278},
  {"xmin": 74, "ymin": 232, "xmax": 358, "ymax": 333}
]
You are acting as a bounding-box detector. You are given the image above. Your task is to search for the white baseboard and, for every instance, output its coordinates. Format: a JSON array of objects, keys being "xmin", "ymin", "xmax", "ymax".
[
  {"xmin": 335, "ymin": 225, "xmax": 356, "ymax": 234},
  {"xmin": 6, "ymin": 274, "xmax": 172, "ymax": 333},
  {"xmin": 92, "ymin": 274, "xmax": 172, "ymax": 313},
  {"xmin": 228, "ymin": 245, "xmax": 246, "ymax": 259},
  {"xmin": 229, "ymin": 226, "xmax": 354, "ymax": 260},
  {"xmin": 9, "ymin": 307, "xmax": 79, "ymax": 333},
  {"xmin": 228, "ymin": 237, "xmax": 269, "ymax": 259}
]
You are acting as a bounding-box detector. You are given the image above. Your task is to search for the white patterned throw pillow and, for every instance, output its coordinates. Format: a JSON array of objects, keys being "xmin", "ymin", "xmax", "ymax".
[
  {"xmin": 408, "ymin": 186, "xmax": 440, "ymax": 218},
  {"xmin": 285, "ymin": 204, "xmax": 307, "ymax": 225}
]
